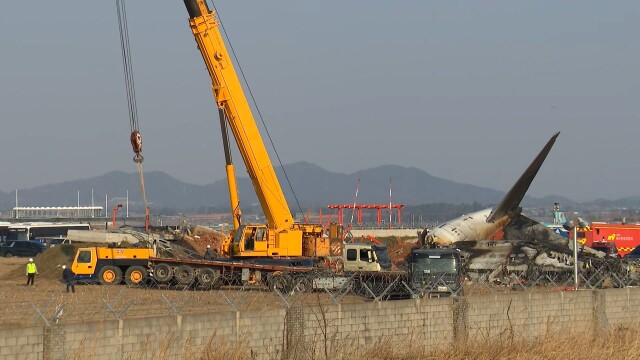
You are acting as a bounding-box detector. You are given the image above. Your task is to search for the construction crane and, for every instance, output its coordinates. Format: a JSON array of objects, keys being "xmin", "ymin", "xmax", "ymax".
[
  {"xmin": 115, "ymin": 0, "xmax": 150, "ymax": 229},
  {"xmin": 181, "ymin": 0, "xmax": 327, "ymax": 259}
]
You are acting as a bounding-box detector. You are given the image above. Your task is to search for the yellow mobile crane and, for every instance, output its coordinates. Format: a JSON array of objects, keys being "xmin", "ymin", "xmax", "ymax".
[{"xmin": 182, "ymin": 0, "xmax": 329, "ymax": 260}]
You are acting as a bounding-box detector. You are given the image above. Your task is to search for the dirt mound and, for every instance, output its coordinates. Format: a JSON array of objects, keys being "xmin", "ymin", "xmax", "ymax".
[
  {"xmin": 1, "ymin": 244, "xmax": 81, "ymax": 281},
  {"xmin": 388, "ymin": 237, "xmax": 420, "ymax": 269},
  {"xmin": 181, "ymin": 226, "xmax": 226, "ymax": 255}
]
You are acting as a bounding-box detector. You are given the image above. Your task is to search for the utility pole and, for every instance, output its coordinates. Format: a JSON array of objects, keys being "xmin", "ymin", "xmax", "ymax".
[
  {"xmin": 389, "ymin": 178, "xmax": 392, "ymax": 230},
  {"xmin": 563, "ymin": 219, "xmax": 580, "ymax": 290},
  {"xmin": 91, "ymin": 188, "xmax": 95, "ymax": 217}
]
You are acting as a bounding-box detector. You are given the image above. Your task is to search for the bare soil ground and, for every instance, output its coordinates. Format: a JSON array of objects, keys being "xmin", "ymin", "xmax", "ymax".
[
  {"xmin": 0, "ymin": 257, "xmax": 27, "ymax": 285},
  {"xmin": 0, "ymin": 237, "xmax": 421, "ymax": 329},
  {"xmin": 0, "ymin": 249, "xmax": 364, "ymax": 328}
]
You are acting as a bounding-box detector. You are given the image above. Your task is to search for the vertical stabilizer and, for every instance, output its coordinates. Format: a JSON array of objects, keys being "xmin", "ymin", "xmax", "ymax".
[{"xmin": 486, "ymin": 132, "xmax": 560, "ymax": 223}]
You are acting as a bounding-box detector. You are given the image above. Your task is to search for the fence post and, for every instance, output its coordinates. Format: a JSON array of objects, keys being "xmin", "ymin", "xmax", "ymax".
[
  {"xmin": 593, "ymin": 290, "xmax": 609, "ymax": 333},
  {"xmin": 452, "ymin": 297, "xmax": 468, "ymax": 343},
  {"xmin": 283, "ymin": 306, "xmax": 304, "ymax": 359}
]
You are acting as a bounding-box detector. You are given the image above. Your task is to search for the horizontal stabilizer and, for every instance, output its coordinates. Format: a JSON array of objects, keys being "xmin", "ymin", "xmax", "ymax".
[{"xmin": 486, "ymin": 132, "xmax": 559, "ymax": 223}]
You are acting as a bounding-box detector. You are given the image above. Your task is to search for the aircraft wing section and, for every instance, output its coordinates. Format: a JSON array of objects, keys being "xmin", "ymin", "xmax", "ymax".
[{"xmin": 486, "ymin": 132, "xmax": 560, "ymax": 223}]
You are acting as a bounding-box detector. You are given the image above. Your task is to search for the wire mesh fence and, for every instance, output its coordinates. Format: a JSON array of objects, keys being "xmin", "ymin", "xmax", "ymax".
[
  {"xmin": 0, "ymin": 281, "xmax": 367, "ymax": 329},
  {"xmin": 3, "ymin": 255, "xmax": 640, "ymax": 329}
]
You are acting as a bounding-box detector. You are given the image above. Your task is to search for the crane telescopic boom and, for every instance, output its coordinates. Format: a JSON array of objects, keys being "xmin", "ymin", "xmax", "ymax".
[{"xmin": 182, "ymin": 0, "xmax": 324, "ymax": 258}]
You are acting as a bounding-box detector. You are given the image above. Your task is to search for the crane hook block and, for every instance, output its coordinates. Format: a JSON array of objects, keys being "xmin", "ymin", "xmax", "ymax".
[
  {"xmin": 130, "ymin": 131, "xmax": 144, "ymax": 163},
  {"xmin": 133, "ymin": 153, "xmax": 144, "ymax": 164},
  {"xmin": 130, "ymin": 130, "xmax": 143, "ymax": 154}
]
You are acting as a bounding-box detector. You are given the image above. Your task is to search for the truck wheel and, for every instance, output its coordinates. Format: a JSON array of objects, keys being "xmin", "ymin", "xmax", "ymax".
[
  {"xmin": 99, "ymin": 266, "xmax": 123, "ymax": 285},
  {"xmin": 197, "ymin": 268, "xmax": 221, "ymax": 289},
  {"xmin": 124, "ymin": 266, "xmax": 147, "ymax": 286},
  {"xmin": 267, "ymin": 273, "xmax": 292, "ymax": 294},
  {"xmin": 175, "ymin": 265, "xmax": 196, "ymax": 285},
  {"xmin": 292, "ymin": 277, "xmax": 312, "ymax": 293},
  {"xmin": 153, "ymin": 263, "xmax": 173, "ymax": 283}
]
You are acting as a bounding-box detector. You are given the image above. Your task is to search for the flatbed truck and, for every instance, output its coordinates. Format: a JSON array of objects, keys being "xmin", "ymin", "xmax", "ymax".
[{"xmin": 70, "ymin": 243, "xmax": 463, "ymax": 299}]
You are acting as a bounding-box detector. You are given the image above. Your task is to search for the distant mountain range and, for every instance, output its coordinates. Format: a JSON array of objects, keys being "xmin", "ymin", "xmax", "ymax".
[{"xmin": 0, "ymin": 161, "xmax": 635, "ymax": 215}]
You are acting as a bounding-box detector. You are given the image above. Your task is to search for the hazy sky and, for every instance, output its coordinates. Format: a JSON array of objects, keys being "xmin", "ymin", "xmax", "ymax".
[{"xmin": 1, "ymin": 1, "xmax": 638, "ymax": 202}]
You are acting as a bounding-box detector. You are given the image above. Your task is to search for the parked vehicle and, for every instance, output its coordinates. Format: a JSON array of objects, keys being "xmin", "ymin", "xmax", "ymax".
[
  {"xmin": 6, "ymin": 223, "xmax": 90, "ymax": 243},
  {"xmin": 573, "ymin": 223, "xmax": 640, "ymax": 257},
  {"xmin": 1, "ymin": 241, "xmax": 47, "ymax": 258},
  {"xmin": 49, "ymin": 237, "xmax": 71, "ymax": 247},
  {"xmin": 408, "ymin": 248, "xmax": 463, "ymax": 297}
]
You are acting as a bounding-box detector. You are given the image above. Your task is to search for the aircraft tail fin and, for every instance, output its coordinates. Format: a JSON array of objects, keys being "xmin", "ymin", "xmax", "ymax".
[{"xmin": 486, "ymin": 132, "xmax": 560, "ymax": 223}]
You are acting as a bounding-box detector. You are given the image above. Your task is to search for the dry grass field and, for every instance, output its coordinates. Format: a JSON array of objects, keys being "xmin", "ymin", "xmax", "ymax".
[{"xmin": 60, "ymin": 325, "xmax": 640, "ymax": 360}]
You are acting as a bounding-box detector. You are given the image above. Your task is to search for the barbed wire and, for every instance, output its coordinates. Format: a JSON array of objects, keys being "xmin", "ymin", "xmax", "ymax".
[
  {"xmin": 0, "ymin": 263, "xmax": 640, "ymax": 327},
  {"xmin": 2, "ymin": 255, "xmax": 639, "ymax": 328}
]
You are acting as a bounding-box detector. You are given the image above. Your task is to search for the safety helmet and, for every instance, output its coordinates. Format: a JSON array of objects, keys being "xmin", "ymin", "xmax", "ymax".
[
  {"xmin": 206, "ymin": 245, "xmax": 211, "ymax": 249},
  {"xmin": 29, "ymin": 258, "xmax": 33, "ymax": 262},
  {"xmin": 62, "ymin": 265, "xmax": 66, "ymax": 269}
]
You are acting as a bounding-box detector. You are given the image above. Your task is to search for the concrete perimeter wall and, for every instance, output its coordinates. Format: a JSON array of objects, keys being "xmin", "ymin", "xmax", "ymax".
[{"xmin": 2, "ymin": 288, "xmax": 640, "ymax": 360}]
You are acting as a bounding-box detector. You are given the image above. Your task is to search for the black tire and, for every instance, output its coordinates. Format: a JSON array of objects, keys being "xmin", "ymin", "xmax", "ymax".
[
  {"xmin": 124, "ymin": 266, "xmax": 147, "ymax": 286},
  {"xmin": 175, "ymin": 265, "xmax": 196, "ymax": 285},
  {"xmin": 267, "ymin": 273, "xmax": 292, "ymax": 294},
  {"xmin": 98, "ymin": 265, "xmax": 123, "ymax": 285},
  {"xmin": 197, "ymin": 268, "xmax": 221, "ymax": 289},
  {"xmin": 4, "ymin": 252, "xmax": 12, "ymax": 258},
  {"xmin": 153, "ymin": 263, "xmax": 173, "ymax": 283}
]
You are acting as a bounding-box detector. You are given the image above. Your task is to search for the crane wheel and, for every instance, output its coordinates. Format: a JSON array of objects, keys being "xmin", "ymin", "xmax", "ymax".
[
  {"xmin": 292, "ymin": 277, "xmax": 312, "ymax": 293},
  {"xmin": 124, "ymin": 266, "xmax": 147, "ymax": 286},
  {"xmin": 153, "ymin": 263, "xmax": 173, "ymax": 283},
  {"xmin": 197, "ymin": 268, "xmax": 221, "ymax": 289},
  {"xmin": 175, "ymin": 265, "xmax": 196, "ymax": 285},
  {"xmin": 267, "ymin": 273, "xmax": 292, "ymax": 294},
  {"xmin": 99, "ymin": 266, "xmax": 123, "ymax": 285}
]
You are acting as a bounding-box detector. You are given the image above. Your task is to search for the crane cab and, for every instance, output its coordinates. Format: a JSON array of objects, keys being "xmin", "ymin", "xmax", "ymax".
[
  {"xmin": 226, "ymin": 223, "xmax": 330, "ymax": 258},
  {"xmin": 230, "ymin": 224, "xmax": 269, "ymax": 256}
]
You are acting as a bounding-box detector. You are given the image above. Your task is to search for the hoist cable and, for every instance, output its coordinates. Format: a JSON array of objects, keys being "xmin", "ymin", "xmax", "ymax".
[
  {"xmin": 209, "ymin": 1, "xmax": 305, "ymax": 217},
  {"xmin": 116, "ymin": 0, "xmax": 149, "ymax": 221},
  {"xmin": 116, "ymin": 0, "xmax": 139, "ymax": 133}
]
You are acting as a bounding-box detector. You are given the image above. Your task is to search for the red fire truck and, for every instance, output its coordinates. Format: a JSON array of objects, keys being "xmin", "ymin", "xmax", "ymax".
[{"xmin": 575, "ymin": 223, "xmax": 640, "ymax": 257}]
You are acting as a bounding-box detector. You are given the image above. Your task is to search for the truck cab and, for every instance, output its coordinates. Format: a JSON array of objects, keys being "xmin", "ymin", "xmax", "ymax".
[
  {"xmin": 342, "ymin": 243, "xmax": 392, "ymax": 272},
  {"xmin": 409, "ymin": 248, "xmax": 463, "ymax": 297},
  {"xmin": 72, "ymin": 246, "xmax": 155, "ymax": 285}
]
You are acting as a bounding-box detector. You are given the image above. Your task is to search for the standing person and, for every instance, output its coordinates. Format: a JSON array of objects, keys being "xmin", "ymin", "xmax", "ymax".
[
  {"xmin": 61, "ymin": 265, "xmax": 75, "ymax": 293},
  {"xmin": 203, "ymin": 244, "xmax": 215, "ymax": 260},
  {"xmin": 26, "ymin": 258, "xmax": 38, "ymax": 286}
]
